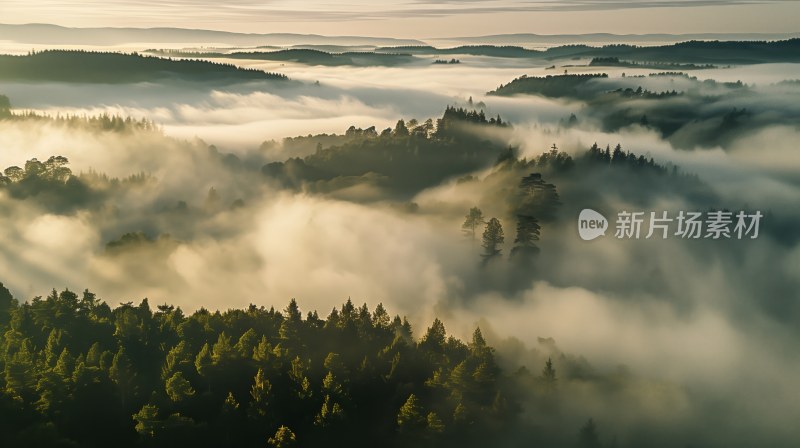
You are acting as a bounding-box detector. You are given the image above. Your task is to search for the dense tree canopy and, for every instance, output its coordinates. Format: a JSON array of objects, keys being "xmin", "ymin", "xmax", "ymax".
[
  {"xmin": 0, "ymin": 286, "xmax": 553, "ymax": 447},
  {"xmin": 0, "ymin": 50, "xmax": 288, "ymax": 83}
]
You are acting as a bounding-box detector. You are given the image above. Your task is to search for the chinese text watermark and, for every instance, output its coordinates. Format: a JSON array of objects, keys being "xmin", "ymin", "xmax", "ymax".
[{"xmin": 579, "ymin": 209, "xmax": 762, "ymax": 241}]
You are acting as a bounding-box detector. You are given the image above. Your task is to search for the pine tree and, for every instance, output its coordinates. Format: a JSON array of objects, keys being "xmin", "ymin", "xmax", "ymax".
[
  {"xmin": 314, "ymin": 394, "xmax": 344, "ymax": 427},
  {"xmin": 541, "ymin": 357, "xmax": 557, "ymax": 390},
  {"xmin": 162, "ymin": 340, "xmax": 192, "ymax": 380},
  {"xmin": 165, "ymin": 371, "xmax": 195, "ymax": 402},
  {"xmin": 43, "ymin": 329, "xmax": 63, "ymax": 367},
  {"xmin": 481, "ymin": 217, "xmax": 505, "ymax": 261},
  {"xmin": 579, "ymin": 418, "xmax": 602, "ymax": 448},
  {"xmin": 461, "ymin": 207, "xmax": 486, "ymax": 240},
  {"xmin": 268, "ymin": 426, "xmax": 297, "ymax": 448},
  {"xmin": 133, "ymin": 403, "xmax": 160, "ymax": 437},
  {"xmin": 453, "ymin": 401, "xmax": 471, "ymax": 426},
  {"xmin": 372, "ymin": 303, "xmax": 391, "ymax": 329},
  {"xmin": 85, "ymin": 342, "xmax": 103, "ymax": 367},
  {"xmin": 110, "ymin": 347, "xmax": 137, "ymax": 408},
  {"xmin": 234, "ymin": 329, "xmax": 259, "ymax": 358},
  {"xmin": 252, "ymin": 336, "xmax": 274, "ymax": 365},
  {"xmin": 397, "ymin": 394, "xmax": 426, "ymax": 432},
  {"xmin": 195, "ymin": 343, "xmax": 213, "ymax": 378},
  {"xmin": 511, "ymin": 215, "xmax": 541, "ymax": 260},
  {"xmin": 211, "ymin": 332, "xmax": 236, "ymax": 366},
  {"xmin": 469, "ymin": 327, "xmax": 491, "ymax": 358},
  {"xmin": 611, "ymin": 143, "xmax": 625, "ymax": 164},
  {"xmin": 420, "ymin": 318, "xmax": 447, "ymax": 353},
  {"xmin": 427, "ymin": 412, "xmax": 445, "ymax": 434},
  {"xmin": 518, "ymin": 173, "xmax": 561, "ymax": 221},
  {"xmin": 321, "ymin": 371, "xmax": 344, "ymax": 398},
  {"xmin": 393, "ymin": 119, "xmax": 409, "ymax": 136},
  {"xmin": 35, "ymin": 370, "xmax": 67, "ymax": 415},
  {"xmin": 53, "ymin": 348, "xmax": 75, "ymax": 379},
  {"xmin": 248, "ymin": 368, "xmax": 271, "ymax": 418}
]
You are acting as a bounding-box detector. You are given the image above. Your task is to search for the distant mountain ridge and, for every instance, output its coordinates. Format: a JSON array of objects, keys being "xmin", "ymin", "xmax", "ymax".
[
  {"xmin": 444, "ymin": 32, "xmax": 800, "ymax": 46},
  {"xmin": 0, "ymin": 23, "xmax": 426, "ymax": 47},
  {"xmin": 3, "ymin": 24, "xmax": 798, "ymax": 48},
  {"xmin": 377, "ymin": 39, "xmax": 800, "ymax": 64}
]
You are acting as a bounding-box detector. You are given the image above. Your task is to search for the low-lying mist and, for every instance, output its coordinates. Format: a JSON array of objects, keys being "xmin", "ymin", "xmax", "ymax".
[{"xmin": 0, "ymin": 55, "xmax": 799, "ymax": 446}]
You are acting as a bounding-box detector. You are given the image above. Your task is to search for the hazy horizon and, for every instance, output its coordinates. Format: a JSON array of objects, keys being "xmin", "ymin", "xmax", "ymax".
[{"xmin": 2, "ymin": 1, "xmax": 799, "ymax": 38}]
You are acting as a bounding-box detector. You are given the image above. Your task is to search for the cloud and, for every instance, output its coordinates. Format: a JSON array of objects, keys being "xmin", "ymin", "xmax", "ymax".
[{"xmin": 3, "ymin": 0, "xmax": 793, "ymax": 25}]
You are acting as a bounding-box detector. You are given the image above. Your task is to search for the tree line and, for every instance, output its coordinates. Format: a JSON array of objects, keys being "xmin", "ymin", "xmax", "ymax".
[
  {"xmin": 0, "ymin": 282, "xmax": 576, "ymax": 447},
  {"xmin": 0, "ymin": 50, "xmax": 289, "ymax": 83}
]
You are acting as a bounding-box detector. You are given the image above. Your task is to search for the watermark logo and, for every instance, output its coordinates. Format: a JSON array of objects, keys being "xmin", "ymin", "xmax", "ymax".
[
  {"xmin": 578, "ymin": 209, "xmax": 609, "ymax": 240},
  {"xmin": 578, "ymin": 209, "xmax": 763, "ymax": 241}
]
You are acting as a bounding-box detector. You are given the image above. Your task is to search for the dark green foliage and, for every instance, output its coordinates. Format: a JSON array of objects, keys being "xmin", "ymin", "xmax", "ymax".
[
  {"xmin": 376, "ymin": 45, "xmax": 542, "ymax": 58},
  {"xmin": 0, "ymin": 287, "xmax": 523, "ymax": 448},
  {"xmin": 105, "ymin": 232, "xmax": 159, "ymax": 252},
  {"xmin": 267, "ymin": 425, "xmax": 297, "ymax": 448},
  {"xmin": 263, "ymin": 107, "xmax": 510, "ymax": 198},
  {"xmin": 489, "ymin": 74, "xmax": 609, "ymax": 99},
  {"xmin": 584, "ymin": 142, "xmax": 669, "ymax": 174},
  {"xmin": 463, "ymin": 141, "xmax": 715, "ymax": 264},
  {"xmin": 589, "ymin": 57, "xmax": 717, "ymax": 70},
  {"xmin": 461, "ymin": 207, "xmax": 486, "ymax": 240},
  {"xmin": 229, "ymin": 49, "xmax": 415, "ymax": 67},
  {"xmin": 148, "ymin": 48, "xmax": 417, "ymax": 67},
  {"xmin": 541, "ymin": 357, "xmax": 557, "ymax": 389},
  {"xmin": 0, "ymin": 94, "xmax": 10, "ymax": 117},
  {"xmin": 511, "ymin": 215, "xmax": 541, "ymax": 261},
  {"xmin": 609, "ymin": 86, "xmax": 681, "ymax": 99},
  {"xmin": 517, "ymin": 173, "xmax": 561, "ymax": 222},
  {"xmin": 0, "ymin": 155, "xmax": 96, "ymax": 213},
  {"xmin": 591, "ymin": 38, "xmax": 800, "ymax": 64},
  {"xmin": 487, "ymin": 70, "xmax": 793, "ymax": 149},
  {"xmin": 381, "ymin": 39, "xmax": 800, "ymax": 64},
  {"xmin": 0, "ymin": 283, "xmax": 15, "ymax": 326},
  {"xmin": 0, "ymin": 50, "xmax": 288, "ymax": 83},
  {"xmin": 5, "ymin": 109, "xmax": 161, "ymax": 134},
  {"xmin": 578, "ymin": 418, "xmax": 603, "ymax": 448},
  {"xmin": 481, "ymin": 218, "xmax": 505, "ymax": 262}
]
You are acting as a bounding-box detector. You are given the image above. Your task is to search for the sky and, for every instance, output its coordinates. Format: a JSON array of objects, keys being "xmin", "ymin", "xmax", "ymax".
[{"xmin": 2, "ymin": 0, "xmax": 799, "ymax": 38}]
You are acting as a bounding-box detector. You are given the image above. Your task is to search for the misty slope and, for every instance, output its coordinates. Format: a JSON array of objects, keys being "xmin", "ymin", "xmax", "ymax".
[
  {"xmin": 377, "ymin": 45, "xmax": 542, "ymax": 58},
  {"xmin": 378, "ymin": 39, "xmax": 800, "ymax": 64},
  {"xmin": 489, "ymin": 72, "xmax": 800, "ymax": 149},
  {"xmin": 450, "ymin": 32, "xmax": 800, "ymax": 45},
  {"xmin": 587, "ymin": 39, "xmax": 800, "ymax": 64},
  {"xmin": 488, "ymin": 73, "xmax": 609, "ymax": 99},
  {"xmin": 0, "ymin": 50, "xmax": 289, "ymax": 83},
  {"xmin": 148, "ymin": 48, "xmax": 418, "ymax": 67},
  {"xmin": 259, "ymin": 104, "xmax": 711, "ymax": 203},
  {"xmin": 262, "ymin": 107, "xmax": 510, "ymax": 198}
]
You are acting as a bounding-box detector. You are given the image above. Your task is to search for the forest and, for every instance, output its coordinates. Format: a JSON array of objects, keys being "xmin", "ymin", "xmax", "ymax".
[
  {"xmin": 147, "ymin": 49, "xmax": 417, "ymax": 67},
  {"xmin": 135, "ymin": 38, "xmax": 800, "ymax": 68},
  {"xmin": 262, "ymin": 106, "xmax": 510, "ymax": 197},
  {"xmin": 0, "ymin": 96, "xmax": 728, "ymax": 256},
  {"xmin": 0, "ymin": 283, "xmax": 596, "ymax": 448},
  {"xmin": 1, "ymin": 27, "xmax": 799, "ymax": 446},
  {"xmin": 488, "ymin": 72, "xmax": 800, "ymax": 148},
  {"xmin": 376, "ymin": 39, "xmax": 800, "ymax": 64},
  {"xmin": 489, "ymin": 74, "xmax": 609, "ymax": 99},
  {"xmin": 0, "ymin": 51, "xmax": 289, "ymax": 83}
]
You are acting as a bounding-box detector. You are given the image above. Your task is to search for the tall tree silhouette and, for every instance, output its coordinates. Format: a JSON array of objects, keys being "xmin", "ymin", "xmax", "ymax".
[{"xmin": 481, "ymin": 218, "xmax": 505, "ymax": 262}]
